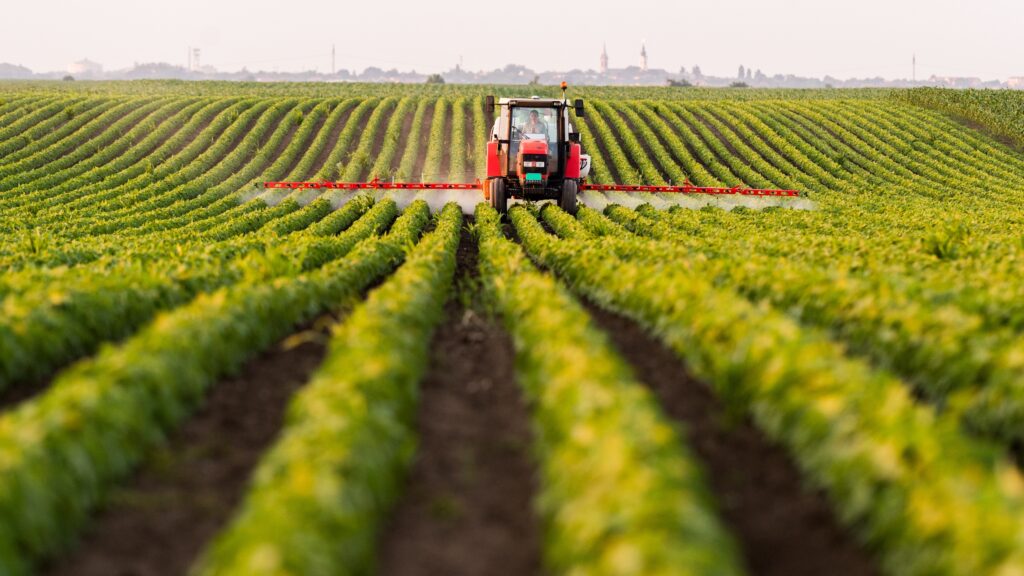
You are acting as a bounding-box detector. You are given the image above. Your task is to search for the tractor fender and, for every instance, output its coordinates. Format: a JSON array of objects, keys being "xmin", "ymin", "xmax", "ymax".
[
  {"xmin": 565, "ymin": 143, "xmax": 582, "ymax": 179},
  {"xmin": 486, "ymin": 141, "xmax": 502, "ymax": 178}
]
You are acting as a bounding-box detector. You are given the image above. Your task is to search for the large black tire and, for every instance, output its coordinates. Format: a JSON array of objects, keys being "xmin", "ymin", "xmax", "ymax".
[
  {"xmin": 490, "ymin": 178, "xmax": 507, "ymax": 214},
  {"xmin": 559, "ymin": 179, "xmax": 578, "ymax": 215}
]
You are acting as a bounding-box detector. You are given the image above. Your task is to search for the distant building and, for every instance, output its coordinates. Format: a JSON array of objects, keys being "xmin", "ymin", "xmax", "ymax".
[
  {"xmin": 640, "ymin": 42, "xmax": 648, "ymax": 71},
  {"xmin": 68, "ymin": 59, "xmax": 102, "ymax": 78},
  {"xmin": 929, "ymin": 75, "xmax": 984, "ymax": 89},
  {"xmin": 1007, "ymin": 77, "xmax": 1024, "ymax": 89},
  {"xmin": 600, "ymin": 44, "xmax": 608, "ymax": 74}
]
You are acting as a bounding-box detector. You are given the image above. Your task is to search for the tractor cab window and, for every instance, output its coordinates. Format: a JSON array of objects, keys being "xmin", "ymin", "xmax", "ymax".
[{"xmin": 512, "ymin": 107, "xmax": 557, "ymax": 142}]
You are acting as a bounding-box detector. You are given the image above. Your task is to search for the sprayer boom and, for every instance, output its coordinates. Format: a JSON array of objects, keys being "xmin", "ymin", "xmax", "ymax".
[{"xmin": 262, "ymin": 178, "xmax": 799, "ymax": 197}]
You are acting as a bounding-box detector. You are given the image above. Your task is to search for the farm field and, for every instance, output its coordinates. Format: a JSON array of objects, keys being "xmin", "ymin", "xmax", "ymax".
[{"xmin": 1, "ymin": 81, "xmax": 1024, "ymax": 575}]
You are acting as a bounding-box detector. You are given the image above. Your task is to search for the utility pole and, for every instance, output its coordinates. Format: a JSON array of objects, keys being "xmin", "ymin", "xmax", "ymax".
[
  {"xmin": 187, "ymin": 46, "xmax": 192, "ymax": 71},
  {"xmin": 331, "ymin": 44, "xmax": 336, "ymax": 75}
]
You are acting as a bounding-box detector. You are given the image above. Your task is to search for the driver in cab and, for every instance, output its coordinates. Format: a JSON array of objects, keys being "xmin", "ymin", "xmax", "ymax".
[{"xmin": 520, "ymin": 110, "xmax": 548, "ymax": 138}]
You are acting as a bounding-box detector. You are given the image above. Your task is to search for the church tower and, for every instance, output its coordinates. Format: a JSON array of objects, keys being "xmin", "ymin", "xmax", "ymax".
[
  {"xmin": 600, "ymin": 43, "xmax": 608, "ymax": 74},
  {"xmin": 640, "ymin": 42, "xmax": 648, "ymax": 71}
]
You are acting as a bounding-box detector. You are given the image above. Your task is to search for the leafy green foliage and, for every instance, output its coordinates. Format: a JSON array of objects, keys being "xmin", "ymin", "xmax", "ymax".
[
  {"xmin": 523, "ymin": 204, "xmax": 1024, "ymax": 575},
  {"xmin": 896, "ymin": 87, "xmax": 1024, "ymax": 149},
  {"xmin": 0, "ymin": 201, "xmax": 430, "ymax": 574},
  {"xmin": 477, "ymin": 203, "xmax": 743, "ymax": 576},
  {"xmin": 2, "ymin": 80, "xmax": 1024, "ymax": 574},
  {"xmin": 195, "ymin": 203, "xmax": 461, "ymax": 575}
]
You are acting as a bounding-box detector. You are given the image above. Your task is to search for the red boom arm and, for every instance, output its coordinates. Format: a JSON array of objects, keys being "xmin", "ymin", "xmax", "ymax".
[{"xmin": 262, "ymin": 178, "xmax": 799, "ymax": 197}]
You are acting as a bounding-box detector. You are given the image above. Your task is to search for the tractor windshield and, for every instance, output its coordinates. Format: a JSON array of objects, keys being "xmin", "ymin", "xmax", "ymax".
[
  {"xmin": 504, "ymin": 104, "xmax": 562, "ymax": 177},
  {"xmin": 512, "ymin": 107, "xmax": 557, "ymax": 141}
]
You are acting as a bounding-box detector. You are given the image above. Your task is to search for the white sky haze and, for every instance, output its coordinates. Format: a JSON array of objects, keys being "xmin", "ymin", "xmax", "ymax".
[{"xmin": 2, "ymin": 0, "xmax": 1022, "ymax": 80}]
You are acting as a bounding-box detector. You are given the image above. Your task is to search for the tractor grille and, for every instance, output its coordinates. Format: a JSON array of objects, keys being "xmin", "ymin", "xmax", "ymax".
[
  {"xmin": 523, "ymin": 154, "xmax": 546, "ymax": 169},
  {"xmin": 520, "ymin": 153, "xmax": 547, "ymax": 187}
]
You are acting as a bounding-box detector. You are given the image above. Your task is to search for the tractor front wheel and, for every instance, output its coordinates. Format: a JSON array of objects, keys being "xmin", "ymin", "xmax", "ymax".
[
  {"xmin": 490, "ymin": 178, "xmax": 507, "ymax": 214},
  {"xmin": 559, "ymin": 179, "xmax": 578, "ymax": 215}
]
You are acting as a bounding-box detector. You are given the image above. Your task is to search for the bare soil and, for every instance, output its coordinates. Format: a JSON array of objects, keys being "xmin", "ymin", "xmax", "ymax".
[
  {"xmin": 165, "ymin": 101, "xmax": 225, "ymax": 158},
  {"xmin": 306, "ymin": 101, "xmax": 358, "ymax": 178},
  {"xmin": 774, "ymin": 107, "xmax": 876, "ymax": 175},
  {"xmin": 412, "ymin": 101, "xmax": 437, "ymax": 180},
  {"xmin": 628, "ymin": 103, "xmax": 700, "ymax": 181},
  {"xmin": 610, "ymin": 103, "xmax": 673, "ymax": 183},
  {"xmin": 194, "ymin": 102, "xmax": 271, "ymax": 179},
  {"xmin": 125, "ymin": 101, "xmax": 221, "ymax": 172},
  {"xmin": 261, "ymin": 102, "xmax": 308, "ymax": 169},
  {"xmin": 0, "ymin": 371, "xmax": 57, "ymax": 411},
  {"xmin": 585, "ymin": 303, "xmax": 880, "ymax": 576},
  {"xmin": 40, "ymin": 322, "xmax": 334, "ymax": 576},
  {"xmin": 280, "ymin": 103, "xmax": 330, "ymax": 179},
  {"xmin": 950, "ymin": 114, "xmax": 1023, "ymax": 153},
  {"xmin": 376, "ymin": 224, "xmax": 541, "ymax": 576},
  {"xmin": 398, "ymin": 100, "xmax": 417, "ymax": 144},
  {"xmin": 581, "ymin": 116, "xmax": 624, "ymax": 183},
  {"xmin": 462, "ymin": 105, "xmax": 475, "ymax": 180},
  {"xmin": 359, "ymin": 99, "xmax": 399, "ymax": 180},
  {"xmin": 437, "ymin": 102, "xmax": 454, "ymax": 179},
  {"xmin": 704, "ymin": 106, "xmax": 794, "ymax": 173},
  {"xmin": 686, "ymin": 106, "xmax": 756, "ymax": 171},
  {"xmin": 653, "ymin": 104, "xmax": 730, "ymax": 181},
  {"xmin": 68, "ymin": 101, "xmax": 233, "ymax": 211}
]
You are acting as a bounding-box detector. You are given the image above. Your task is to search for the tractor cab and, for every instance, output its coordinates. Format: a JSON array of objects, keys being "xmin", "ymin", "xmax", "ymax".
[{"xmin": 484, "ymin": 84, "xmax": 591, "ymax": 215}]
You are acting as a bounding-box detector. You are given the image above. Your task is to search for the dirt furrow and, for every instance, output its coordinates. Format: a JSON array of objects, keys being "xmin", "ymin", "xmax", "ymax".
[
  {"xmin": 647, "ymin": 104, "xmax": 724, "ymax": 179},
  {"xmin": 584, "ymin": 304, "xmax": 879, "ymax": 576},
  {"xmin": 260, "ymin": 103, "xmax": 309, "ymax": 172},
  {"xmin": 0, "ymin": 371, "xmax": 54, "ymax": 411},
  {"xmin": 692, "ymin": 108, "xmax": 747, "ymax": 159},
  {"xmin": 411, "ymin": 101, "xmax": 437, "ymax": 180},
  {"xmin": 40, "ymin": 322, "xmax": 333, "ymax": 576},
  {"xmin": 280, "ymin": 102, "xmax": 330, "ymax": 179},
  {"xmin": 376, "ymin": 225, "xmax": 541, "ymax": 576},
  {"xmin": 582, "ymin": 114, "xmax": 625, "ymax": 183},
  {"xmin": 385, "ymin": 99, "xmax": 418, "ymax": 179},
  {"xmin": 610, "ymin": 102, "xmax": 673, "ymax": 183},
  {"xmin": 658, "ymin": 105, "xmax": 743, "ymax": 181},
  {"xmin": 305, "ymin": 100, "xmax": 358, "ymax": 179},
  {"xmin": 358, "ymin": 99, "xmax": 399, "ymax": 181},
  {"xmin": 437, "ymin": 101, "xmax": 453, "ymax": 180},
  {"xmin": 462, "ymin": 104, "xmax": 475, "ymax": 180}
]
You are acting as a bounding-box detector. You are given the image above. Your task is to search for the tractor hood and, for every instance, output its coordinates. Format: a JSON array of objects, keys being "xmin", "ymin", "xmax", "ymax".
[
  {"xmin": 519, "ymin": 139, "xmax": 548, "ymax": 155},
  {"xmin": 516, "ymin": 139, "xmax": 549, "ymax": 186}
]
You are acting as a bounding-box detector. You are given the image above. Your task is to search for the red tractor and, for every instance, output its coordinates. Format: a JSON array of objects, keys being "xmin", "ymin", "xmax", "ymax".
[{"xmin": 483, "ymin": 83, "xmax": 591, "ymax": 215}]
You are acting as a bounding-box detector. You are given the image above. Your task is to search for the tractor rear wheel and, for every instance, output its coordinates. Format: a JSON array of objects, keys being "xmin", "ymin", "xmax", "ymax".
[
  {"xmin": 559, "ymin": 179, "xmax": 578, "ymax": 215},
  {"xmin": 490, "ymin": 178, "xmax": 507, "ymax": 214}
]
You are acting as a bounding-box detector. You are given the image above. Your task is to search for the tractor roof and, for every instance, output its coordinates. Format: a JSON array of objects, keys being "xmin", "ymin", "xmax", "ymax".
[{"xmin": 498, "ymin": 97, "xmax": 565, "ymax": 106}]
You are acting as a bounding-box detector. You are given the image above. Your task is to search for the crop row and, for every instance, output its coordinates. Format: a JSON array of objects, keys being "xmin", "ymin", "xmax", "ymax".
[
  {"xmin": 195, "ymin": 202, "xmax": 460, "ymax": 575},
  {"xmin": 475, "ymin": 203, "xmax": 743, "ymax": 575},
  {"xmin": 0, "ymin": 198, "xmax": 430, "ymax": 573},
  {"xmin": 0, "ymin": 196, "xmax": 390, "ymax": 394},
  {"xmin": 527, "ymin": 203, "xmax": 1024, "ymax": 575}
]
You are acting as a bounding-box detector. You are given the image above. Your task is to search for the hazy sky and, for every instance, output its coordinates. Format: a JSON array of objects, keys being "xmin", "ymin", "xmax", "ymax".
[{"xmin": 2, "ymin": 0, "xmax": 1022, "ymax": 80}]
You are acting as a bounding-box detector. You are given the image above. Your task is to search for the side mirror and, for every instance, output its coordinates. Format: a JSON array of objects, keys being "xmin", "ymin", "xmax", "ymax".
[
  {"xmin": 485, "ymin": 95, "xmax": 495, "ymax": 109},
  {"xmin": 574, "ymin": 99, "xmax": 584, "ymax": 117}
]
